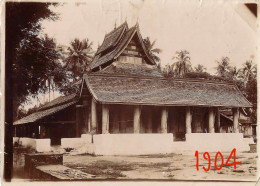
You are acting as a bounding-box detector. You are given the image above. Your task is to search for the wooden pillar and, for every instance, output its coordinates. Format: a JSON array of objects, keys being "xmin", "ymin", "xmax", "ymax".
[
  {"xmin": 75, "ymin": 105, "xmax": 81, "ymax": 137},
  {"xmin": 215, "ymin": 107, "xmax": 220, "ymax": 133},
  {"xmin": 26, "ymin": 125, "xmax": 29, "ymax": 137},
  {"xmin": 113, "ymin": 111, "xmax": 120, "ymax": 134},
  {"xmin": 82, "ymin": 100, "xmax": 89, "ymax": 134},
  {"xmin": 161, "ymin": 108, "xmax": 168, "ymax": 133},
  {"xmin": 87, "ymin": 110, "xmax": 91, "ymax": 133},
  {"xmin": 208, "ymin": 107, "xmax": 215, "ymax": 133},
  {"xmin": 120, "ymin": 109, "xmax": 126, "ymax": 133},
  {"xmin": 185, "ymin": 107, "xmax": 192, "ymax": 134},
  {"xmin": 91, "ymin": 98, "xmax": 97, "ymax": 133},
  {"xmin": 39, "ymin": 125, "xmax": 46, "ymax": 138},
  {"xmin": 147, "ymin": 110, "xmax": 153, "ymax": 133},
  {"xmin": 233, "ymin": 108, "xmax": 239, "ymax": 133},
  {"xmin": 102, "ymin": 104, "xmax": 109, "ymax": 134},
  {"xmin": 133, "ymin": 106, "xmax": 141, "ymax": 133}
]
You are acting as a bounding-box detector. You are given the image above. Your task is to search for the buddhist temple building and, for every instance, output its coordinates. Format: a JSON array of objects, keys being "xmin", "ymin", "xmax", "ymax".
[{"xmin": 13, "ymin": 22, "xmax": 254, "ymax": 154}]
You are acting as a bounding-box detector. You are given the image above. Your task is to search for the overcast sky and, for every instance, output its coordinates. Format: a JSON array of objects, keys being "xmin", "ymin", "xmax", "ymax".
[
  {"xmin": 41, "ymin": 0, "xmax": 256, "ymax": 74},
  {"xmin": 22, "ymin": 0, "xmax": 257, "ymax": 110}
]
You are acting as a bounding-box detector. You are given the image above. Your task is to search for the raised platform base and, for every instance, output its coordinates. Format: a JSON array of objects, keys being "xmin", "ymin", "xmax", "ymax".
[
  {"xmin": 93, "ymin": 133, "xmax": 173, "ymax": 155},
  {"xmin": 14, "ymin": 133, "xmax": 253, "ymax": 155}
]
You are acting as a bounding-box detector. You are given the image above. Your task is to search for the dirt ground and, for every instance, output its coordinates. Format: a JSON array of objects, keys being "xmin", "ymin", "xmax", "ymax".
[{"xmin": 64, "ymin": 151, "xmax": 257, "ymax": 181}]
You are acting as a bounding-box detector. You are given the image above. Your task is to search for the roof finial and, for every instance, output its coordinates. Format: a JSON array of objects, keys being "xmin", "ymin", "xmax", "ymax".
[
  {"xmin": 136, "ymin": 17, "xmax": 139, "ymax": 28},
  {"xmin": 114, "ymin": 20, "xmax": 117, "ymax": 30}
]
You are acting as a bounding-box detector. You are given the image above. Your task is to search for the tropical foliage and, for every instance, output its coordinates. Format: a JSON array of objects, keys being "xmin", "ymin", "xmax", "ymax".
[
  {"xmin": 194, "ymin": 64, "xmax": 206, "ymax": 73},
  {"xmin": 215, "ymin": 57, "xmax": 231, "ymax": 77},
  {"xmin": 6, "ymin": 2, "xmax": 64, "ymax": 120},
  {"xmin": 172, "ymin": 50, "xmax": 192, "ymax": 77},
  {"xmin": 143, "ymin": 37, "xmax": 162, "ymax": 63},
  {"xmin": 64, "ymin": 38, "xmax": 94, "ymax": 81}
]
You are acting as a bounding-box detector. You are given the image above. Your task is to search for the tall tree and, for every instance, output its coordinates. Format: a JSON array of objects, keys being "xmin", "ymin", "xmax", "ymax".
[
  {"xmin": 239, "ymin": 60, "xmax": 257, "ymax": 123},
  {"xmin": 227, "ymin": 66, "xmax": 240, "ymax": 81},
  {"xmin": 238, "ymin": 60, "xmax": 257, "ymax": 84},
  {"xmin": 194, "ymin": 64, "xmax": 206, "ymax": 73},
  {"xmin": 64, "ymin": 38, "xmax": 94, "ymax": 81},
  {"xmin": 215, "ymin": 57, "xmax": 231, "ymax": 77},
  {"xmin": 172, "ymin": 50, "xmax": 192, "ymax": 77},
  {"xmin": 5, "ymin": 2, "xmax": 71, "ymax": 121},
  {"xmin": 245, "ymin": 74, "xmax": 257, "ymax": 123},
  {"xmin": 143, "ymin": 37, "xmax": 162, "ymax": 64},
  {"xmin": 5, "ymin": 2, "xmax": 59, "ymax": 179}
]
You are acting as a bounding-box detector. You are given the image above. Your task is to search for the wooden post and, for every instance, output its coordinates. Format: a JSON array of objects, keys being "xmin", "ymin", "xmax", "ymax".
[
  {"xmin": 161, "ymin": 108, "xmax": 168, "ymax": 133},
  {"xmin": 147, "ymin": 110, "xmax": 153, "ymax": 133},
  {"xmin": 88, "ymin": 110, "xmax": 91, "ymax": 133},
  {"xmin": 113, "ymin": 111, "xmax": 120, "ymax": 133},
  {"xmin": 91, "ymin": 98, "xmax": 97, "ymax": 133},
  {"xmin": 133, "ymin": 106, "xmax": 141, "ymax": 133},
  {"xmin": 233, "ymin": 108, "xmax": 239, "ymax": 133},
  {"xmin": 39, "ymin": 125, "xmax": 44, "ymax": 138},
  {"xmin": 75, "ymin": 105, "xmax": 81, "ymax": 137},
  {"xmin": 208, "ymin": 107, "xmax": 215, "ymax": 133},
  {"xmin": 215, "ymin": 107, "xmax": 220, "ymax": 133},
  {"xmin": 83, "ymin": 100, "xmax": 89, "ymax": 134},
  {"xmin": 120, "ymin": 110, "xmax": 126, "ymax": 133},
  {"xmin": 102, "ymin": 104, "xmax": 109, "ymax": 134},
  {"xmin": 185, "ymin": 107, "xmax": 192, "ymax": 134}
]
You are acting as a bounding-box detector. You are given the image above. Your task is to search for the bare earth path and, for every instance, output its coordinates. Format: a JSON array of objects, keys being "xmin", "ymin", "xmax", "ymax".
[{"xmin": 64, "ymin": 151, "xmax": 257, "ymax": 181}]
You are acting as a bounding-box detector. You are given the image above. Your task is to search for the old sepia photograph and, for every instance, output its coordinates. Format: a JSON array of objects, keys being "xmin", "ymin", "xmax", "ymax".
[{"xmin": 2, "ymin": 0, "xmax": 258, "ymax": 184}]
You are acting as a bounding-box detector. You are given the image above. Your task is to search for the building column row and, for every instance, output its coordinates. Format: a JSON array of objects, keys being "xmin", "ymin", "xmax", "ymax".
[
  {"xmin": 186, "ymin": 107, "xmax": 216, "ymax": 134},
  {"xmin": 233, "ymin": 108, "xmax": 239, "ymax": 133},
  {"xmin": 90, "ymin": 99, "xmax": 240, "ymax": 135}
]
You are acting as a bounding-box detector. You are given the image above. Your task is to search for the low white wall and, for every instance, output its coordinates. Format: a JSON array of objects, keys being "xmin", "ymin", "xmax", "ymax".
[
  {"xmin": 13, "ymin": 137, "xmax": 20, "ymax": 145},
  {"xmin": 185, "ymin": 133, "xmax": 250, "ymax": 152},
  {"xmin": 13, "ymin": 137, "xmax": 51, "ymax": 152},
  {"xmin": 18, "ymin": 137, "xmax": 36, "ymax": 149},
  {"xmin": 35, "ymin": 139, "xmax": 51, "ymax": 152},
  {"xmin": 243, "ymin": 137, "xmax": 254, "ymax": 145},
  {"xmin": 61, "ymin": 138, "xmax": 85, "ymax": 149},
  {"xmin": 81, "ymin": 134, "xmax": 92, "ymax": 143},
  {"xmin": 93, "ymin": 134, "xmax": 173, "ymax": 155}
]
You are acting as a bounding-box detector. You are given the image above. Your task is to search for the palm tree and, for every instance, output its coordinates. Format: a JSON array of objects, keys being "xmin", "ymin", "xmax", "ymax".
[
  {"xmin": 238, "ymin": 60, "xmax": 257, "ymax": 83},
  {"xmin": 194, "ymin": 64, "xmax": 206, "ymax": 73},
  {"xmin": 143, "ymin": 37, "xmax": 162, "ymax": 64},
  {"xmin": 172, "ymin": 50, "xmax": 192, "ymax": 77},
  {"xmin": 64, "ymin": 38, "xmax": 94, "ymax": 81},
  {"xmin": 215, "ymin": 57, "xmax": 231, "ymax": 77},
  {"xmin": 227, "ymin": 66, "xmax": 239, "ymax": 81}
]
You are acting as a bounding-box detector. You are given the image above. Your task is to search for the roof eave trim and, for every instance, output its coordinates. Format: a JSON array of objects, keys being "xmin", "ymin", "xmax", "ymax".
[
  {"xmin": 83, "ymin": 74, "xmax": 99, "ymax": 103},
  {"xmin": 96, "ymin": 100, "xmax": 252, "ymax": 108}
]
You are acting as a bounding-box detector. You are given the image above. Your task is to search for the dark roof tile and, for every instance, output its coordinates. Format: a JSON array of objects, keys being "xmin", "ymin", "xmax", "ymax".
[
  {"xmin": 14, "ymin": 101, "xmax": 78, "ymax": 125},
  {"xmin": 84, "ymin": 74, "xmax": 252, "ymax": 107}
]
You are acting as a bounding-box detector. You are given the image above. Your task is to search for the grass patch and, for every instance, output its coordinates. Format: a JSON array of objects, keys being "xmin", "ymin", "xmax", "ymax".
[
  {"xmin": 136, "ymin": 153, "xmax": 178, "ymax": 158},
  {"xmin": 137, "ymin": 162, "xmax": 171, "ymax": 168},
  {"xmin": 163, "ymin": 167, "xmax": 182, "ymax": 172},
  {"xmin": 66, "ymin": 160, "xmax": 134, "ymax": 178}
]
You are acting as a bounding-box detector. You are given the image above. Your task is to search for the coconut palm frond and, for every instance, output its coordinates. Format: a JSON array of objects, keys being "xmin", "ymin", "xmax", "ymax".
[
  {"xmin": 64, "ymin": 38, "xmax": 94, "ymax": 82},
  {"xmin": 143, "ymin": 37, "xmax": 161, "ymax": 63}
]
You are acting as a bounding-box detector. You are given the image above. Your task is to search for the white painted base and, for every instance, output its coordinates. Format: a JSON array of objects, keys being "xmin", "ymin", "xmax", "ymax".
[
  {"xmin": 93, "ymin": 134, "xmax": 173, "ymax": 155},
  {"xmin": 185, "ymin": 133, "xmax": 250, "ymax": 152},
  {"xmin": 14, "ymin": 133, "xmax": 252, "ymax": 155},
  {"xmin": 35, "ymin": 139, "xmax": 51, "ymax": 152},
  {"xmin": 61, "ymin": 138, "xmax": 84, "ymax": 149},
  {"xmin": 13, "ymin": 137, "xmax": 51, "ymax": 152}
]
